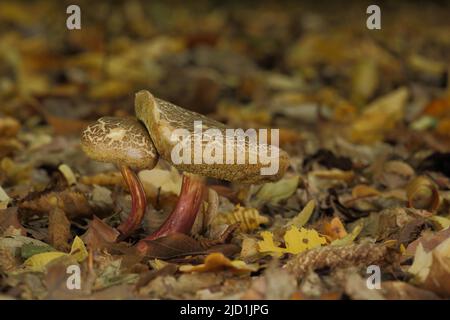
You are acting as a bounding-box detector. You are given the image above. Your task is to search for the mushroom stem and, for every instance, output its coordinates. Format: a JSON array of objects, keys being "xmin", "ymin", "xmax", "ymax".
[
  {"xmin": 140, "ymin": 174, "xmax": 205, "ymax": 242},
  {"xmin": 117, "ymin": 165, "xmax": 147, "ymax": 239}
]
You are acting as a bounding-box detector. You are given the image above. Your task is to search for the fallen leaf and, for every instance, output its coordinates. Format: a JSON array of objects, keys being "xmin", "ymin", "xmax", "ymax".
[
  {"xmin": 322, "ymin": 217, "xmax": 348, "ymax": 241},
  {"xmin": 258, "ymin": 226, "xmax": 327, "ymax": 256},
  {"xmin": 48, "ymin": 207, "xmax": 71, "ymax": 251},
  {"xmin": 406, "ymin": 176, "xmax": 440, "ymax": 212},
  {"xmin": 82, "ymin": 216, "xmax": 119, "ymax": 250},
  {"xmin": 23, "ymin": 236, "xmax": 88, "ymax": 272},
  {"xmin": 287, "ymin": 200, "xmax": 315, "ymax": 228},
  {"xmin": 179, "ymin": 252, "xmax": 258, "ymax": 274},
  {"xmin": 138, "ymin": 233, "xmax": 206, "ymax": 259},
  {"xmin": 0, "ymin": 186, "xmax": 11, "ymax": 209},
  {"xmin": 254, "ymin": 175, "xmax": 300, "ymax": 205},
  {"xmin": 214, "ymin": 204, "xmax": 269, "ymax": 233}
]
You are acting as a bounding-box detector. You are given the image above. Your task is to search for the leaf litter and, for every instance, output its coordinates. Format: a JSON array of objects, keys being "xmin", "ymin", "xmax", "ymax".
[{"xmin": 0, "ymin": 1, "xmax": 450, "ymax": 300}]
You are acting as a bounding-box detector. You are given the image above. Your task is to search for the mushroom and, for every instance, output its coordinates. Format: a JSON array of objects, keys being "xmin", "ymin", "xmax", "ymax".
[
  {"xmin": 81, "ymin": 117, "xmax": 158, "ymax": 239},
  {"xmin": 81, "ymin": 91, "xmax": 290, "ymax": 250},
  {"xmin": 134, "ymin": 90, "xmax": 289, "ymax": 249},
  {"xmin": 134, "ymin": 90, "xmax": 289, "ymax": 184}
]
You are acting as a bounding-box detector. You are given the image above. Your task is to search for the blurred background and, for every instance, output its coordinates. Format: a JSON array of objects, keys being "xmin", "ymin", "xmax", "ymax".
[{"xmin": 0, "ymin": 0, "xmax": 449, "ymax": 171}]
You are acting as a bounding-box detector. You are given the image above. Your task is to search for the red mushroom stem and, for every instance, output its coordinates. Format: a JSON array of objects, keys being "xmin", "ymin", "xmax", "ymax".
[
  {"xmin": 136, "ymin": 174, "xmax": 205, "ymax": 252},
  {"xmin": 117, "ymin": 165, "xmax": 147, "ymax": 239}
]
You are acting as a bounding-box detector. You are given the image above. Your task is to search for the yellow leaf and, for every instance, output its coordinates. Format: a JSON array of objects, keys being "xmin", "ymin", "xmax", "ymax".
[
  {"xmin": 257, "ymin": 231, "xmax": 284, "ymax": 257},
  {"xmin": 23, "ymin": 252, "xmax": 67, "ymax": 272},
  {"xmin": 288, "ymin": 200, "xmax": 315, "ymax": 228},
  {"xmin": 216, "ymin": 205, "xmax": 269, "ymax": 233},
  {"xmin": 179, "ymin": 252, "xmax": 258, "ymax": 274},
  {"xmin": 284, "ymin": 226, "xmax": 327, "ymax": 254},
  {"xmin": 23, "ymin": 236, "xmax": 87, "ymax": 272},
  {"xmin": 257, "ymin": 226, "xmax": 327, "ymax": 256},
  {"xmin": 69, "ymin": 236, "xmax": 88, "ymax": 262}
]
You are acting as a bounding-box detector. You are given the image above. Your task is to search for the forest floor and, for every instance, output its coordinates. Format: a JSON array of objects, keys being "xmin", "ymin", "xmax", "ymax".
[{"xmin": 0, "ymin": 1, "xmax": 449, "ymax": 299}]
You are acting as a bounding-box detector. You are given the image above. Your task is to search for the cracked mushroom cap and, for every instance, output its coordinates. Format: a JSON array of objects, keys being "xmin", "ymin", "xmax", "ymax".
[
  {"xmin": 81, "ymin": 117, "xmax": 158, "ymax": 170},
  {"xmin": 135, "ymin": 90, "xmax": 289, "ymax": 184}
]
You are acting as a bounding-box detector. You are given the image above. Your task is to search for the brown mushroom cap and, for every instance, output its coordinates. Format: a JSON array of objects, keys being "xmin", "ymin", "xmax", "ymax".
[
  {"xmin": 81, "ymin": 117, "xmax": 158, "ymax": 170},
  {"xmin": 135, "ymin": 90, "xmax": 289, "ymax": 184}
]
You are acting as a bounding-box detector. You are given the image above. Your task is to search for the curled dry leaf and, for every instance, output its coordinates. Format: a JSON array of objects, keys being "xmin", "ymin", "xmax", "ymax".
[
  {"xmin": 322, "ymin": 216, "xmax": 348, "ymax": 241},
  {"xmin": 179, "ymin": 252, "xmax": 258, "ymax": 274},
  {"xmin": 286, "ymin": 242, "xmax": 397, "ymax": 278},
  {"xmin": 214, "ymin": 204, "xmax": 269, "ymax": 233},
  {"xmin": 406, "ymin": 176, "xmax": 440, "ymax": 212},
  {"xmin": 254, "ymin": 175, "xmax": 300, "ymax": 205}
]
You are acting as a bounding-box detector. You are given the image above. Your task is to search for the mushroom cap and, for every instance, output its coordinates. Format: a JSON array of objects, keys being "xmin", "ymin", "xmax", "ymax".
[
  {"xmin": 135, "ymin": 90, "xmax": 289, "ymax": 184},
  {"xmin": 81, "ymin": 117, "xmax": 158, "ymax": 170}
]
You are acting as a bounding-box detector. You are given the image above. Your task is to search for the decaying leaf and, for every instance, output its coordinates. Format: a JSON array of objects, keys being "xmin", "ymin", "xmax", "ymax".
[
  {"xmin": 287, "ymin": 200, "xmax": 315, "ymax": 228},
  {"xmin": 409, "ymin": 237, "xmax": 450, "ymax": 297},
  {"xmin": 322, "ymin": 216, "xmax": 347, "ymax": 241},
  {"xmin": 254, "ymin": 175, "xmax": 300, "ymax": 205},
  {"xmin": 179, "ymin": 252, "xmax": 258, "ymax": 274},
  {"xmin": 258, "ymin": 226, "xmax": 327, "ymax": 256},
  {"xmin": 48, "ymin": 207, "xmax": 71, "ymax": 251},
  {"xmin": 82, "ymin": 215, "xmax": 120, "ymax": 250},
  {"xmin": 23, "ymin": 236, "xmax": 88, "ymax": 272},
  {"xmin": 214, "ymin": 204, "xmax": 269, "ymax": 233},
  {"xmin": 406, "ymin": 176, "xmax": 440, "ymax": 212},
  {"xmin": 349, "ymin": 87, "xmax": 409, "ymax": 144}
]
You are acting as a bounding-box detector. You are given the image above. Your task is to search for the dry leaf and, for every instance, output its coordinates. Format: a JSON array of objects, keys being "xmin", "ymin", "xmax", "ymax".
[
  {"xmin": 287, "ymin": 200, "xmax": 315, "ymax": 228},
  {"xmin": 258, "ymin": 226, "xmax": 327, "ymax": 256},
  {"xmin": 179, "ymin": 252, "xmax": 258, "ymax": 274},
  {"xmin": 23, "ymin": 236, "xmax": 88, "ymax": 272},
  {"xmin": 82, "ymin": 215, "xmax": 119, "ymax": 250},
  {"xmin": 214, "ymin": 204, "xmax": 269, "ymax": 233},
  {"xmin": 349, "ymin": 87, "xmax": 409, "ymax": 144},
  {"xmin": 322, "ymin": 217, "xmax": 347, "ymax": 241},
  {"xmin": 254, "ymin": 175, "xmax": 300, "ymax": 205},
  {"xmin": 406, "ymin": 176, "xmax": 440, "ymax": 212},
  {"xmin": 48, "ymin": 207, "xmax": 71, "ymax": 251}
]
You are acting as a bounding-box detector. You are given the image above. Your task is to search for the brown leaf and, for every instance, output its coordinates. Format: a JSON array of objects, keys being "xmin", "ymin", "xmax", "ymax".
[
  {"xmin": 139, "ymin": 233, "xmax": 206, "ymax": 259},
  {"xmin": 19, "ymin": 187, "xmax": 113, "ymax": 219},
  {"xmin": 382, "ymin": 281, "xmax": 440, "ymax": 300},
  {"xmin": 406, "ymin": 228, "xmax": 450, "ymax": 256},
  {"xmin": 0, "ymin": 207, "xmax": 26, "ymax": 236},
  {"xmin": 82, "ymin": 216, "xmax": 119, "ymax": 250},
  {"xmin": 48, "ymin": 207, "xmax": 71, "ymax": 251}
]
